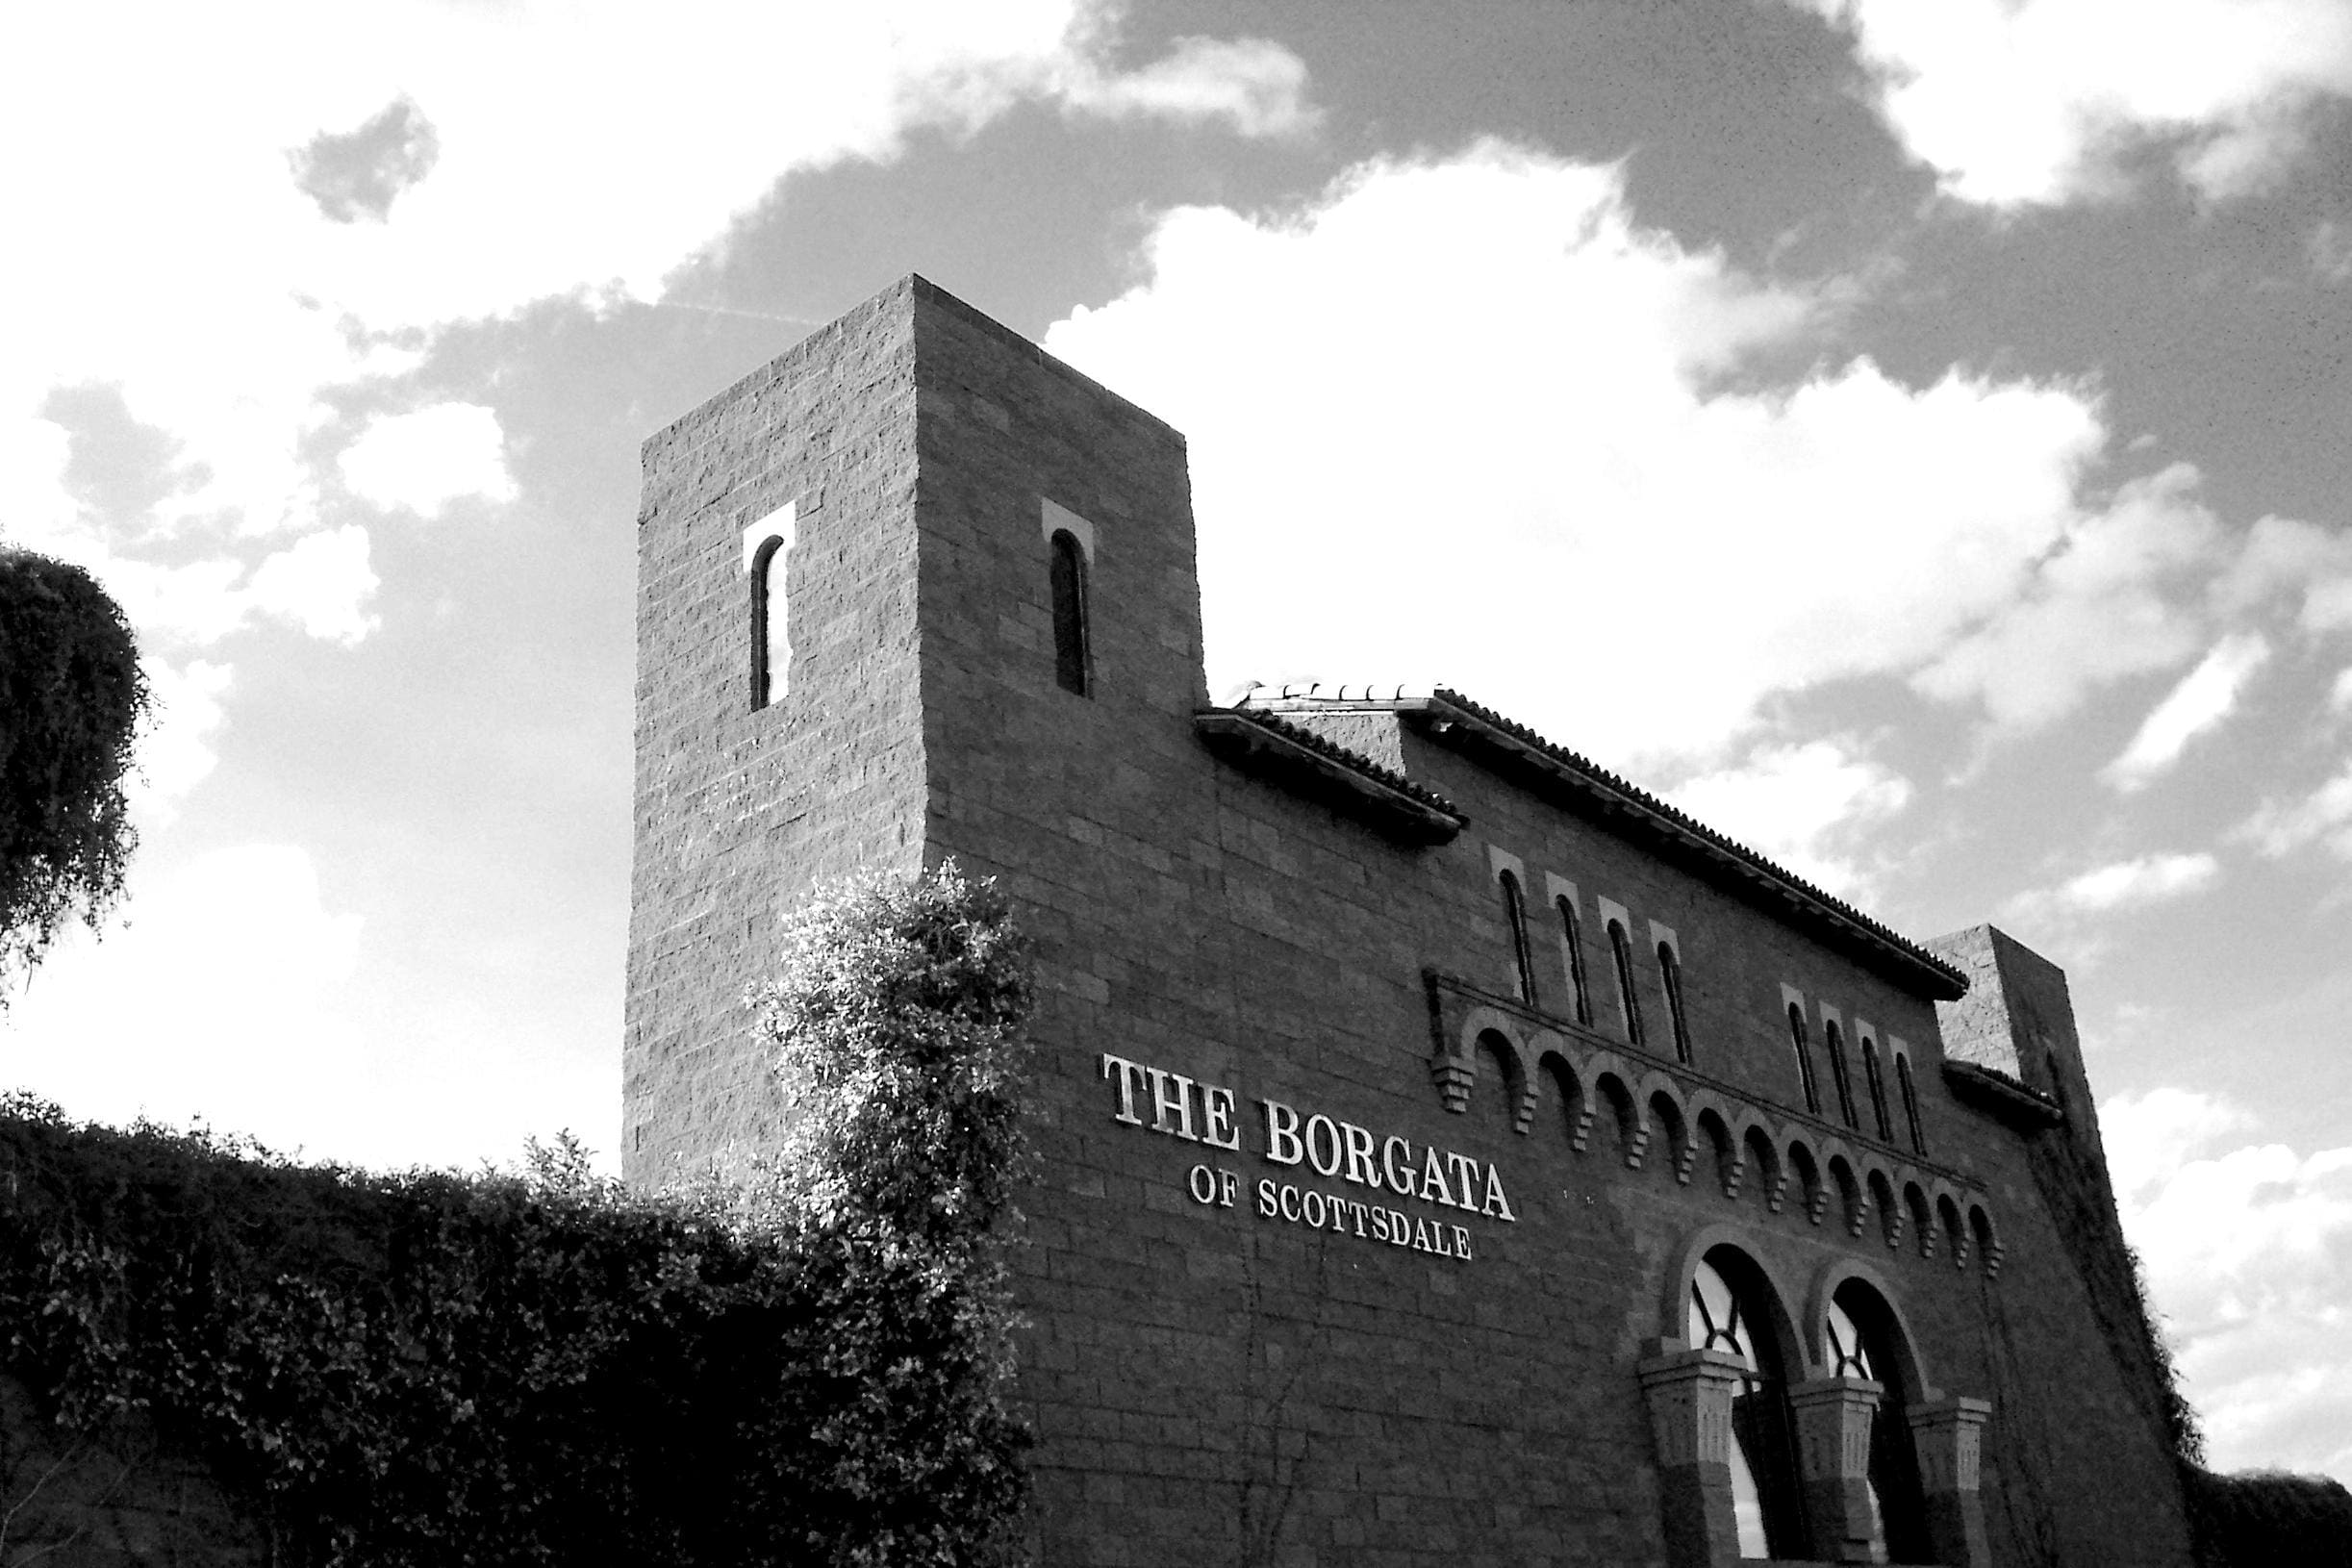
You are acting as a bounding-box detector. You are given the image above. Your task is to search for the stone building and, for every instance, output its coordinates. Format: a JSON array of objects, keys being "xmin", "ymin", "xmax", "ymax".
[{"xmin": 625, "ymin": 276, "xmax": 2195, "ymax": 1566}]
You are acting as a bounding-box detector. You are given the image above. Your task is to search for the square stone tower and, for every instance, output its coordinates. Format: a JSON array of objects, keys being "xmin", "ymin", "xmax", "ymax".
[{"xmin": 624, "ymin": 275, "xmax": 1209, "ymax": 1182}]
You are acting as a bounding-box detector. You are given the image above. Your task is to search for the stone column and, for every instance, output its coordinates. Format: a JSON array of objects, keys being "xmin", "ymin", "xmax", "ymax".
[
  {"xmin": 1908, "ymin": 1397, "xmax": 1992, "ymax": 1568},
  {"xmin": 1636, "ymin": 1346, "xmax": 1749, "ymax": 1568},
  {"xmin": 1788, "ymin": 1376, "xmax": 1883, "ymax": 1563}
]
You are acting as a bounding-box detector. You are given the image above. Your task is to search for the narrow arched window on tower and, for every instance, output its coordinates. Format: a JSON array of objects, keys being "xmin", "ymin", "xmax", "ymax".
[
  {"xmin": 1555, "ymin": 897, "xmax": 1592, "ymax": 1025},
  {"xmin": 1786, "ymin": 1003, "xmax": 1821, "ymax": 1116},
  {"xmin": 1606, "ymin": 919, "xmax": 1644, "ymax": 1048},
  {"xmin": 1825, "ymin": 1019, "xmax": 1858, "ymax": 1129},
  {"xmin": 1050, "ymin": 528, "xmax": 1090, "ymax": 695},
  {"xmin": 1896, "ymin": 1052, "xmax": 1927, "ymax": 1155},
  {"xmin": 1861, "ymin": 1035, "xmax": 1893, "ymax": 1142},
  {"xmin": 1657, "ymin": 941, "xmax": 1692, "ymax": 1065},
  {"xmin": 1499, "ymin": 871, "xmax": 1538, "ymax": 1007},
  {"xmin": 749, "ymin": 533, "xmax": 788, "ymax": 709}
]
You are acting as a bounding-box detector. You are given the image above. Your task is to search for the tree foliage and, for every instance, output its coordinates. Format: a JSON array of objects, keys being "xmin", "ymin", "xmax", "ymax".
[
  {"xmin": 0, "ymin": 862, "xmax": 1038, "ymax": 1565},
  {"xmin": 751, "ymin": 859, "xmax": 1036, "ymax": 1252},
  {"xmin": 0, "ymin": 547, "xmax": 150, "ymax": 994}
]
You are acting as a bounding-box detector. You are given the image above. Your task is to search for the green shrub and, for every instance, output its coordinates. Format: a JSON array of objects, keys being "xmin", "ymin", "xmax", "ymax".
[
  {"xmin": 0, "ymin": 547, "xmax": 151, "ymax": 996},
  {"xmin": 750, "ymin": 860, "xmax": 1035, "ymax": 1252},
  {"xmin": 0, "ymin": 863, "xmax": 1035, "ymax": 1565}
]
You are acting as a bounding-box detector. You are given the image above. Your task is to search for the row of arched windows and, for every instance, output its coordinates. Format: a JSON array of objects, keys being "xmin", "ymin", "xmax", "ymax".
[
  {"xmin": 1682, "ymin": 1246, "xmax": 1935, "ymax": 1563},
  {"xmin": 1495, "ymin": 865, "xmax": 1692, "ymax": 1067},
  {"xmin": 1784, "ymin": 998, "xmax": 1927, "ymax": 1156}
]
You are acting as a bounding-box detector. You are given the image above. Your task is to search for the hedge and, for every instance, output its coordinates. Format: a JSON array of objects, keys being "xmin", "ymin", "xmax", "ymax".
[
  {"xmin": 2185, "ymin": 1464, "xmax": 2352, "ymax": 1568},
  {"xmin": 0, "ymin": 863, "xmax": 1034, "ymax": 1565}
]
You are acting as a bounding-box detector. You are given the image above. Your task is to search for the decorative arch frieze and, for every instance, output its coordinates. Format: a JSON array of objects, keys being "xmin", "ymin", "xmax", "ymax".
[
  {"xmin": 1422, "ymin": 970, "xmax": 2003, "ymax": 1278},
  {"xmin": 1689, "ymin": 1100, "xmax": 1738, "ymax": 1198},
  {"xmin": 1865, "ymin": 1168, "xmax": 1902, "ymax": 1251}
]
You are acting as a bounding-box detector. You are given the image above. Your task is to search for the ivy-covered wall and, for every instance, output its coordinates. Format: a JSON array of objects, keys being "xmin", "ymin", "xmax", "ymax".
[{"xmin": 0, "ymin": 864, "xmax": 1032, "ymax": 1567}]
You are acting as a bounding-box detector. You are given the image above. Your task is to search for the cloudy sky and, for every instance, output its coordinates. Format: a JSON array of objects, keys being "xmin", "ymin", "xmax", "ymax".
[{"xmin": 5, "ymin": 0, "xmax": 2350, "ymax": 1481}]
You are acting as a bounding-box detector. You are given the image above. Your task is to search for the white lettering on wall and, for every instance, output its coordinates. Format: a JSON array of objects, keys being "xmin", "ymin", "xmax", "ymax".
[{"xmin": 1101, "ymin": 1052, "xmax": 1515, "ymax": 1264}]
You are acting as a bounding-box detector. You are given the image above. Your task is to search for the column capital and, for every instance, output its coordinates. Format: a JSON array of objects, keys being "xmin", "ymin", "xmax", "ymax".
[
  {"xmin": 1787, "ymin": 1375, "xmax": 1884, "ymax": 1412},
  {"xmin": 1909, "ymin": 1395, "xmax": 1992, "ymax": 1432},
  {"xmin": 1635, "ymin": 1348, "xmax": 1751, "ymax": 1568},
  {"xmin": 1788, "ymin": 1377, "xmax": 1882, "ymax": 1562},
  {"xmin": 1637, "ymin": 1345, "xmax": 1751, "ymax": 1388},
  {"xmin": 1909, "ymin": 1392, "xmax": 1994, "ymax": 1568}
]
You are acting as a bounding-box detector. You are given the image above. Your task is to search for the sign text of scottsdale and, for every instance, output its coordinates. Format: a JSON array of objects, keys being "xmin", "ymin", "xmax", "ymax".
[{"xmin": 1100, "ymin": 1052, "xmax": 1514, "ymax": 1262}]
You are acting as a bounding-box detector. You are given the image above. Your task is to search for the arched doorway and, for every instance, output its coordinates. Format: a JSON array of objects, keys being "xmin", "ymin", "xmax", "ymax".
[
  {"xmin": 1825, "ymin": 1278, "xmax": 1933, "ymax": 1564},
  {"xmin": 1686, "ymin": 1248, "xmax": 1809, "ymax": 1559}
]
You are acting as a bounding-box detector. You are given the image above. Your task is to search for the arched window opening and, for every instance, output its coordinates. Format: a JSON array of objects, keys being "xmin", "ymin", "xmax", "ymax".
[
  {"xmin": 749, "ymin": 534, "xmax": 788, "ymax": 709},
  {"xmin": 1826, "ymin": 1282, "xmax": 1933, "ymax": 1565},
  {"xmin": 1607, "ymin": 919, "xmax": 1644, "ymax": 1048},
  {"xmin": 1657, "ymin": 942, "xmax": 1692, "ymax": 1064},
  {"xmin": 1475, "ymin": 1028, "xmax": 1523, "ymax": 1125},
  {"xmin": 1861, "ymin": 1037, "xmax": 1893, "ymax": 1142},
  {"xmin": 1688, "ymin": 1252, "xmax": 1808, "ymax": 1559},
  {"xmin": 1499, "ymin": 871, "xmax": 1538, "ymax": 1007},
  {"xmin": 1896, "ymin": 1054, "xmax": 1927, "ymax": 1155},
  {"xmin": 1825, "ymin": 1020, "xmax": 1858, "ymax": 1129},
  {"xmin": 1555, "ymin": 897, "xmax": 1592, "ymax": 1025},
  {"xmin": 1786, "ymin": 1004, "xmax": 1822, "ymax": 1116},
  {"xmin": 1049, "ymin": 528, "xmax": 1091, "ymax": 696}
]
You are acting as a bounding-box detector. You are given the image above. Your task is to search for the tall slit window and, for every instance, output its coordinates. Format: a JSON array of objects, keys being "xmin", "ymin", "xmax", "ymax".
[
  {"xmin": 1825, "ymin": 1019, "xmax": 1858, "ymax": 1128},
  {"xmin": 1050, "ymin": 528, "xmax": 1091, "ymax": 696},
  {"xmin": 1499, "ymin": 871, "xmax": 1538, "ymax": 1007},
  {"xmin": 749, "ymin": 533, "xmax": 788, "ymax": 709},
  {"xmin": 1657, "ymin": 941, "xmax": 1691, "ymax": 1064},
  {"xmin": 1861, "ymin": 1035, "xmax": 1892, "ymax": 1142},
  {"xmin": 1786, "ymin": 1004, "xmax": 1821, "ymax": 1115},
  {"xmin": 1607, "ymin": 919, "xmax": 1644, "ymax": 1048},
  {"xmin": 1896, "ymin": 1053, "xmax": 1927, "ymax": 1155},
  {"xmin": 1555, "ymin": 898, "xmax": 1591, "ymax": 1025}
]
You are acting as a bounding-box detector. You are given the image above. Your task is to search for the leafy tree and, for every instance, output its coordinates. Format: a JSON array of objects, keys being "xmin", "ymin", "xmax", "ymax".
[{"xmin": 0, "ymin": 547, "xmax": 149, "ymax": 997}]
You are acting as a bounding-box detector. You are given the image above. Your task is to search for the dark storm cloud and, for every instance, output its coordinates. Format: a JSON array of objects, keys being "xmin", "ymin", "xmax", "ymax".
[{"xmin": 290, "ymin": 98, "xmax": 441, "ymax": 224}]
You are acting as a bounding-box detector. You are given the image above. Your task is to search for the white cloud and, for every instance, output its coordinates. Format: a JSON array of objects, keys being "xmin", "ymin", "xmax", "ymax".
[
  {"xmin": 244, "ymin": 524, "xmax": 381, "ymax": 645},
  {"xmin": 2314, "ymin": 220, "xmax": 2352, "ymax": 285},
  {"xmin": 131, "ymin": 658, "xmax": 234, "ymax": 824},
  {"xmin": 0, "ymin": 845, "xmax": 613, "ymax": 1170},
  {"xmin": 1799, "ymin": 0, "xmax": 2352, "ymax": 207},
  {"xmin": 1043, "ymin": 143, "xmax": 2235, "ymax": 765},
  {"xmin": 2100, "ymin": 632, "xmax": 2272, "ymax": 793},
  {"xmin": 2236, "ymin": 757, "xmax": 2352, "ymax": 862},
  {"xmin": 2106, "ymin": 1087, "xmax": 2352, "ymax": 1479},
  {"xmin": 0, "ymin": 0, "xmax": 1311, "ymax": 748},
  {"xmin": 1057, "ymin": 36, "xmax": 1316, "ymax": 137},
  {"xmin": 4, "ymin": 847, "xmax": 365, "ymax": 1150},
  {"xmin": 2003, "ymin": 851, "xmax": 2221, "ymax": 923},
  {"xmin": 1668, "ymin": 741, "xmax": 1912, "ymax": 898},
  {"xmin": 1911, "ymin": 464, "xmax": 2224, "ymax": 730},
  {"xmin": 339, "ymin": 404, "xmax": 518, "ymax": 518},
  {"xmin": 2332, "ymin": 667, "xmax": 2352, "ymax": 713},
  {"xmin": 2213, "ymin": 515, "xmax": 2352, "ymax": 637}
]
